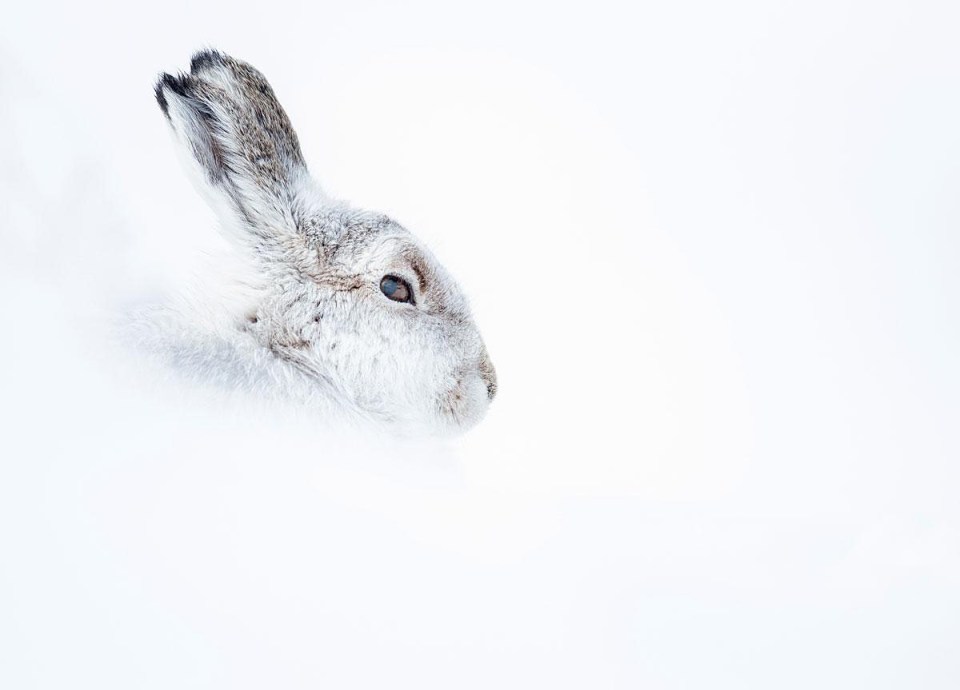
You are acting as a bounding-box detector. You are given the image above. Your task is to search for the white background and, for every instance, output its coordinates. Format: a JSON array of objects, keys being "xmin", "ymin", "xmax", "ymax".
[{"xmin": 1, "ymin": 1, "xmax": 959, "ymax": 687}]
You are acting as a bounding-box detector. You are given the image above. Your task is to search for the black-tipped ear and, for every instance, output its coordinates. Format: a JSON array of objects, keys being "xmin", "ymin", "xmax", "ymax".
[
  {"xmin": 153, "ymin": 51, "xmax": 310, "ymax": 246},
  {"xmin": 154, "ymin": 74, "xmax": 172, "ymax": 117},
  {"xmin": 190, "ymin": 49, "xmax": 224, "ymax": 75},
  {"xmin": 155, "ymin": 72, "xmax": 192, "ymax": 118}
]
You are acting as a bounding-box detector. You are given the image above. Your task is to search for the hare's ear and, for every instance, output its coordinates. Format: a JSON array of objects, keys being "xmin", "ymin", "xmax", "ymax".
[{"xmin": 155, "ymin": 50, "xmax": 312, "ymax": 248}]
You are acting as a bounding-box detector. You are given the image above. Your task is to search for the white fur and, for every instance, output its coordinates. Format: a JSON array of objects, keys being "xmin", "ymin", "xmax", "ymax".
[{"xmin": 133, "ymin": 51, "xmax": 496, "ymax": 435}]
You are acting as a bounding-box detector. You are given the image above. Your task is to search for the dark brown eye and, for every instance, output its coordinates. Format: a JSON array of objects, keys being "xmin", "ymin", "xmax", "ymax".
[{"xmin": 380, "ymin": 275, "xmax": 413, "ymax": 304}]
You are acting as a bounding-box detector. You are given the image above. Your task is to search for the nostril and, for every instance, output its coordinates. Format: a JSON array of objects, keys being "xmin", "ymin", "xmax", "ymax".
[
  {"xmin": 479, "ymin": 352, "xmax": 497, "ymax": 401},
  {"xmin": 485, "ymin": 376, "xmax": 497, "ymax": 401}
]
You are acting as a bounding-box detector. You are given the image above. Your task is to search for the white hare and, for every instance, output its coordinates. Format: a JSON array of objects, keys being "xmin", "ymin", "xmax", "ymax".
[{"xmin": 144, "ymin": 49, "xmax": 496, "ymax": 434}]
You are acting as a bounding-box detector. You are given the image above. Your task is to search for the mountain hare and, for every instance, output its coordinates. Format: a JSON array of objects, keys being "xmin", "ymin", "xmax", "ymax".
[{"xmin": 149, "ymin": 50, "xmax": 496, "ymax": 434}]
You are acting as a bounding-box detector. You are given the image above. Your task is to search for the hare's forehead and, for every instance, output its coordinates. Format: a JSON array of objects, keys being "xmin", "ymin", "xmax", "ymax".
[
  {"xmin": 328, "ymin": 221, "xmax": 437, "ymax": 273},
  {"xmin": 302, "ymin": 211, "xmax": 462, "ymax": 293}
]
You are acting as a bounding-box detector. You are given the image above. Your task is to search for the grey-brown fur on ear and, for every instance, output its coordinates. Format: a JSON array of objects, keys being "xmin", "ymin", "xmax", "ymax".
[{"xmin": 186, "ymin": 49, "xmax": 306, "ymax": 178}]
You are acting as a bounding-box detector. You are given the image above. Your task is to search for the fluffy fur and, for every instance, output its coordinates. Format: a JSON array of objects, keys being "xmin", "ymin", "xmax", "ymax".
[{"xmin": 141, "ymin": 50, "xmax": 496, "ymax": 434}]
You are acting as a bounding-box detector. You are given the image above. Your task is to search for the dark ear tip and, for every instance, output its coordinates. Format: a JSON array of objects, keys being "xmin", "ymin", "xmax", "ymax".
[
  {"xmin": 190, "ymin": 49, "xmax": 224, "ymax": 74},
  {"xmin": 154, "ymin": 73, "xmax": 171, "ymax": 116},
  {"xmin": 154, "ymin": 72, "xmax": 194, "ymax": 117}
]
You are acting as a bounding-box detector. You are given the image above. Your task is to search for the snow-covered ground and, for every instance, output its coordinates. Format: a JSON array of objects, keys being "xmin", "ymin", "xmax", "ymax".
[{"xmin": 1, "ymin": 1, "xmax": 958, "ymax": 687}]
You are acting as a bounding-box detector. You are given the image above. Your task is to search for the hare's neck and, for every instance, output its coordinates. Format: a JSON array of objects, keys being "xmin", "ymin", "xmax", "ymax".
[{"xmin": 127, "ymin": 302, "xmax": 304, "ymax": 402}]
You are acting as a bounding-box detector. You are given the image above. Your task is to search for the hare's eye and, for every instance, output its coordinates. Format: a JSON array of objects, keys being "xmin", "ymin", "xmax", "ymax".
[{"xmin": 380, "ymin": 275, "xmax": 413, "ymax": 304}]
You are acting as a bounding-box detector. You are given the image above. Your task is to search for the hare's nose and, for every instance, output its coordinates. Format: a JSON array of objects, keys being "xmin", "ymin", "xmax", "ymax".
[{"xmin": 479, "ymin": 350, "xmax": 497, "ymax": 401}]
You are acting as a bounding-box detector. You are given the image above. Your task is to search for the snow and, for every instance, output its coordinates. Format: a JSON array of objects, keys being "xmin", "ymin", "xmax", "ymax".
[{"xmin": 1, "ymin": 1, "xmax": 959, "ymax": 687}]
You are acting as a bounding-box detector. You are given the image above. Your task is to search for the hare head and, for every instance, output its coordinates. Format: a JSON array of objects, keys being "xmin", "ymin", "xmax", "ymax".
[{"xmin": 153, "ymin": 50, "xmax": 496, "ymax": 434}]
